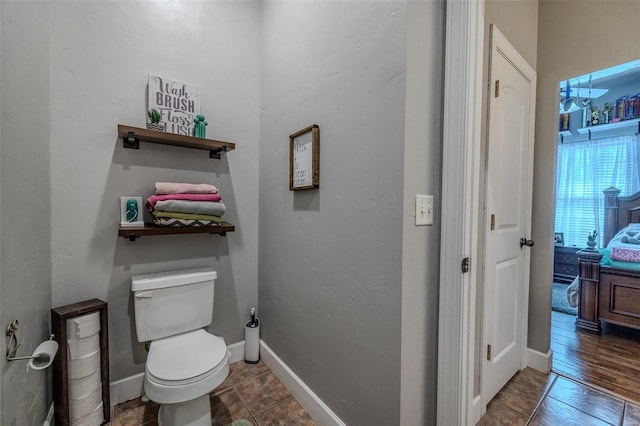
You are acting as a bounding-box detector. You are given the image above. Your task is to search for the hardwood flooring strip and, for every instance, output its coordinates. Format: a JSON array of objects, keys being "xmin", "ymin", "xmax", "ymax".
[{"xmin": 551, "ymin": 311, "xmax": 640, "ymax": 405}]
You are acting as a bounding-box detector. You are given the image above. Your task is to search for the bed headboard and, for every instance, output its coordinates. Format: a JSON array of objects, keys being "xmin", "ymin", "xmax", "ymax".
[{"xmin": 604, "ymin": 186, "xmax": 640, "ymax": 246}]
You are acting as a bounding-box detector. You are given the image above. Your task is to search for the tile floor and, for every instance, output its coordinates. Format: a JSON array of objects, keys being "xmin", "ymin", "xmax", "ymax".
[
  {"xmin": 477, "ymin": 367, "xmax": 640, "ymax": 425},
  {"xmin": 111, "ymin": 360, "xmax": 316, "ymax": 426}
]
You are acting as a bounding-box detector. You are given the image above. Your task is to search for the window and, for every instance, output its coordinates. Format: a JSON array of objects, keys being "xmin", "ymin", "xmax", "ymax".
[{"xmin": 555, "ymin": 134, "xmax": 640, "ymax": 247}]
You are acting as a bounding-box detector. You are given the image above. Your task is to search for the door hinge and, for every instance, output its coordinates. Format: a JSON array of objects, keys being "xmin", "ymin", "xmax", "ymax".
[
  {"xmin": 495, "ymin": 80, "xmax": 500, "ymax": 97},
  {"xmin": 461, "ymin": 257, "xmax": 470, "ymax": 273},
  {"xmin": 490, "ymin": 214, "xmax": 495, "ymax": 230},
  {"xmin": 487, "ymin": 344, "xmax": 492, "ymax": 361}
]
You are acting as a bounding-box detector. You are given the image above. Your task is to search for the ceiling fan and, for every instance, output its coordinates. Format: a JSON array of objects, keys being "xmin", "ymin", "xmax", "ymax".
[{"xmin": 559, "ymin": 78, "xmax": 609, "ymax": 113}]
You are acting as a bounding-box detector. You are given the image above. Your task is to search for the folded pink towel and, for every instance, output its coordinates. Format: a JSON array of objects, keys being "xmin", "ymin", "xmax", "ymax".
[
  {"xmin": 155, "ymin": 182, "xmax": 218, "ymax": 195},
  {"xmin": 146, "ymin": 193, "xmax": 222, "ymax": 210}
]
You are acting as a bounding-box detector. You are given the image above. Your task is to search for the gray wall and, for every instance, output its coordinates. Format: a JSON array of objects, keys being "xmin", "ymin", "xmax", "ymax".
[
  {"xmin": 46, "ymin": 1, "xmax": 261, "ymax": 383},
  {"xmin": 530, "ymin": 0, "xmax": 640, "ymax": 352},
  {"xmin": 1, "ymin": 2, "xmax": 53, "ymax": 424},
  {"xmin": 400, "ymin": 1, "xmax": 444, "ymax": 424},
  {"xmin": 258, "ymin": 2, "xmax": 406, "ymax": 425}
]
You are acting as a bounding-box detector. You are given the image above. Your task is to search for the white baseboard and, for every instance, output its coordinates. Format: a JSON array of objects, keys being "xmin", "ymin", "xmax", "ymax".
[
  {"xmin": 110, "ymin": 372, "xmax": 145, "ymax": 407},
  {"xmin": 43, "ymin": 402, "xmax": 54, "ymax": 426},
  {"xmin": 227, "ymin": 340, "xmax": 244, "ymax": 364},
  {"xmin": 472, "ymin": 394, "xmax": 483, "ymax": 425},
  {"xmin": 526, "ymin": 347, "xmax": 553, "ymax": 373},
  {"xmin": 260, "ymin": 340, "xmax": 345, "ymax": 426},
  {"xmin": 110, "ymin": 341, "xmax": 245, "ymax": 406}
]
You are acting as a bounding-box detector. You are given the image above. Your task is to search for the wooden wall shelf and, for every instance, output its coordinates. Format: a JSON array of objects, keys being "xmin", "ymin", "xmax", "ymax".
[
  {"xmin": 118, "ymin": 125, "xmax": 236, "ymax": 159},
  {"xmin": 119, "ymin": 222, "xmax": 235, "ymax": 241}
]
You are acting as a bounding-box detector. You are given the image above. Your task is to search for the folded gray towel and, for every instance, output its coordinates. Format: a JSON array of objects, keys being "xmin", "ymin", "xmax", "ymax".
[{"xmin": 154, "ymin": 199, "xmax": 226, "ymax": 217}]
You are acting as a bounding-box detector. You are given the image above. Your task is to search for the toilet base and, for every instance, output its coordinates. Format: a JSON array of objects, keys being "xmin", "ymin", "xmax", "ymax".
[{"xmin": 157, "ymin": 394, "xmax": 211, "ymax": 426}]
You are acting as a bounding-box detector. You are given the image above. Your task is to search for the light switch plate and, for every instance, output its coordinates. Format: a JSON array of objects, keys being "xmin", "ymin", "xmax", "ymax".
[{"xmin": 416, "ymin": 194, "xmax": 433, "ymax": 226}]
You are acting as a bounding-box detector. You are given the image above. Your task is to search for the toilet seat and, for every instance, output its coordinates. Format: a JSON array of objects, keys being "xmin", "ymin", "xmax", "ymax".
[{"xmin": 144, "ymin": 329, "xmax": 229, "ymax": 404}]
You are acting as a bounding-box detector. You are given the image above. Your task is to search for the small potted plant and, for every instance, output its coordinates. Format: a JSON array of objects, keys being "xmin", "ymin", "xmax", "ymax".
[
  {"xmin": 587, "ymin": 229, "xmax": 598, "ymax": 249},
  {"xmin": 147, "ymin": 109, "xmax": 164, "ymax": 131}
]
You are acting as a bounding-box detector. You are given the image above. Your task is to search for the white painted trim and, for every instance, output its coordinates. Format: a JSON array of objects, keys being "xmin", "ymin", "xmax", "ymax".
[
  {"xmin": 437, "ymin": 0, "xmax": 484, "ymax": 425},
  {"xmin": 472, "ymin": 395, "xmax": 484, "ymax": 425},
  {"xmin": 43, "ymin": 402, "xmax": 54, "ymax": 426},
  {"xmin": 109, "ymin": 341, "xmax": 246, "ymax": 406},
  {"xmin": 526, "ymin": 348, "xmax": 553, "ymax": 374},
  {"xmin": 260, "ymin": 340, "xmax": 345, "ymax": 426},
  {"xmin": 110, "ymin": 372, "xmax": 145, "ymax": 407},
  {"xmin": 227, "ymin": 340, "xmax": 245, "ymax": 364}
]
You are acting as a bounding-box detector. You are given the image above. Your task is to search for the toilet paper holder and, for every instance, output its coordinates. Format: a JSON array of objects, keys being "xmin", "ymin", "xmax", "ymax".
[{"xmin": 5, "ymin": 319, "xmax": 55, "ymax": 361}]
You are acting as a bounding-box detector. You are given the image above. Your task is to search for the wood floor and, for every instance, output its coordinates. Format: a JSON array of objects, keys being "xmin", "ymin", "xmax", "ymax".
[{"xmin": 551, "ymin": 310, "xmax": 640, "ymax": 404}]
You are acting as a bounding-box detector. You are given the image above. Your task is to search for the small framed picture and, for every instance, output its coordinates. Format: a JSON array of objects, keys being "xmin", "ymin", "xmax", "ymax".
[
  {"xmin": 554, "ymin": 232, "xmax": 564, "ymax": 246},
  {"xmin": 120, "ymin": 197, "xmax": 144, "ymax": 228},
  {"xmin": 289, "ymin": 124, "xmax": 320, "ymax": 191}
]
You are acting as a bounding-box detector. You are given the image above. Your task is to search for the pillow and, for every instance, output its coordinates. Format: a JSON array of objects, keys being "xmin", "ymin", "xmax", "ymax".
[{"xmin": 622, "ymin": 234, "xmax": 640, "ymax": 244}]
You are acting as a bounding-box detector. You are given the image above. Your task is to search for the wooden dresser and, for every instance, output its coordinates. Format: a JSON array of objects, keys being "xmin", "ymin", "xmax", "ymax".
[{"xmin": 554, "ymin": 245, "xmax": 581, "ymax": 284}]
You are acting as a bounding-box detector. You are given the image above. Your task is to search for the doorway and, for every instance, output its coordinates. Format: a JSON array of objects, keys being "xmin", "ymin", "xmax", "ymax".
[{"xmin": 550, "ymin": 59, "xmax": 640, "ymax": 403}]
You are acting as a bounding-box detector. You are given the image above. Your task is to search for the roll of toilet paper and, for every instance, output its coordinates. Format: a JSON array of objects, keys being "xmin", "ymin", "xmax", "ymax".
[
  {"xmin": 67, "ymin": 312, "xmax": 100, "ymax": 339},
  {"xmin": 70, "ymin": 401, "xmax": 103, "ymax": 426},
  {"xmin": 69, "ymin": 383, "xmax": 102, "ymax": 418},
  {"xmin": 68, "ymin": 334, "xmax": 100, "ymax": 360},
  {"xmin": 68, "ymin": 369, "xmax": 101, "ymax": 399},
  {"xmin": 28, "ymin": 340, "xmax": 58, "ymax": 370},
  {"xmin": 68, "ymin": 349, "xmax": 100, "ymax": 379}
]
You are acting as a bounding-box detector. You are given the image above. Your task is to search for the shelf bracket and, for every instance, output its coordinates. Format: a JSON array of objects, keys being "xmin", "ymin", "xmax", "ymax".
[
  {"xmin": 125, "ymin": 234, "xmax": 138, "ymax": 242},
  {"xmin": 209, "ymin": 146, "xmax": 227, "ymax": 159},
  {"xmin": 123, "ymin": 131, "xmax": 139, "ymax": 150}
]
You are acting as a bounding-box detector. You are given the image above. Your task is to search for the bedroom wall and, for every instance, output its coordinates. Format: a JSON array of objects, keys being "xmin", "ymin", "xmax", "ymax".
[
  {"xmin": 258, "ymin": 2, "xmax": 406, "ymax": 425},
  {"xmin": 1, "ymin": 2, "xmax": 53, "ymax": 424},
  {"xmin": 531, "ymin": 0, "xmax": 640, "ymax": 354},
  {"xmin": 47, "ymin": 1, "xmax": 261, "ymax": 383}
]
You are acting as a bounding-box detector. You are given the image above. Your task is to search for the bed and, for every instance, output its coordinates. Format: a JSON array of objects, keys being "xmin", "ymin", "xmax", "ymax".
[{"xmin": 576, "ymin": 186, "xmax": 640, "ymax": 333}]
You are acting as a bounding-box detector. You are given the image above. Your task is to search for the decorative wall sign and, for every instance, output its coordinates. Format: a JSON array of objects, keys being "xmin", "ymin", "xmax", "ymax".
[
  {"xmin": 289, "ymin": 125, "xmax": 319, "ymax": 191},
  {"xmin": 147, "ymin": 74, "xmax": 200, "ymax": 136}
]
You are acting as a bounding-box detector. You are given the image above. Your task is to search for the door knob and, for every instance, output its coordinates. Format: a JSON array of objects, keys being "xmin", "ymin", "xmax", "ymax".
[{"xmin": 520, "ymin": 237, "xmax": 534, "ymax": 248}]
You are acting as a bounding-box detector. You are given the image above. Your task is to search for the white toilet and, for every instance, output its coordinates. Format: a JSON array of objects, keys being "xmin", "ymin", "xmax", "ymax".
[{"xmin": 131, "ymin": 267, "xmax": 230, "ymax": 426}]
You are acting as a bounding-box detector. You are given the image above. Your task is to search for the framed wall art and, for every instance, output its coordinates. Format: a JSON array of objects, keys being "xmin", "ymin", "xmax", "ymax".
[{"xmin": 289, "ymin": 124, "xmax": 319, "ymax": 191}]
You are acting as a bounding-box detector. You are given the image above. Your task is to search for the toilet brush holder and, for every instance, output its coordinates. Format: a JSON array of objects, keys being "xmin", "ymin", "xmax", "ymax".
[{"xmin": 244, "ymin": 318, "xmax": 260, "ymax": 364}]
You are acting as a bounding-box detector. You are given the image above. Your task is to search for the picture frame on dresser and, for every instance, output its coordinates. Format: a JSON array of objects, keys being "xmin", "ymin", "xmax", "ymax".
[{"xmin": 554, "ymin": 232, "xmax": 564, "ymax": 246}]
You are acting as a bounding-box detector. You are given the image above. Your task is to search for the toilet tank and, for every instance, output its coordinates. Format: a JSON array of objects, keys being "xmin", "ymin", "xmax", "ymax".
[{"xmin": 131, "ymin": 267, "xmax": 217, "ymax": 342}]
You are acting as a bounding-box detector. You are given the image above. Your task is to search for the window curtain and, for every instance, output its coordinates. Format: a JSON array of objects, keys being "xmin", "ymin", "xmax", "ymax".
[{"xmin": 555, "ymin": 134, "xmax": 640, "ymax": 248}]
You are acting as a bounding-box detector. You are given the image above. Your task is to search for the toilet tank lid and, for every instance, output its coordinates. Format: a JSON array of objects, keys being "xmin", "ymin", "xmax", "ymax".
[{"xmin": 131, "ymin": 267, "xmax": 217, "ymax": 292}]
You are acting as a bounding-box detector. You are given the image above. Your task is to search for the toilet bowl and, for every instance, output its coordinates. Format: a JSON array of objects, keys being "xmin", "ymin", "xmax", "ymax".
[
  {"xmin": 131, "ymin": 267, "xmax": 229, "ymax": 426},
  {"xmin": 145, "ymin": 329, "xmax": 229, "ymax": 405}
]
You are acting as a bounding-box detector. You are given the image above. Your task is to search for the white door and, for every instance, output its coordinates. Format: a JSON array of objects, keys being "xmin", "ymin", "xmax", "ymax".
[{"xmin": 482, "ymin": 25, "xmax": 537, "ymax": 404}]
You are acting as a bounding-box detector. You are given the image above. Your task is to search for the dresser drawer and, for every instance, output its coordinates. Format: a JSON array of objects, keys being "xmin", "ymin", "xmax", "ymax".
[
  {"xmin": 555, "ymin": 252, "xmax": 579, "ymax": 265},
  {"xmin": 554, "ymin": 263, "xmax": 578, "ymax": 276},
  {"xmin": 554, "ymin": 246, "xmax": 581, "ymax": 283}
]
